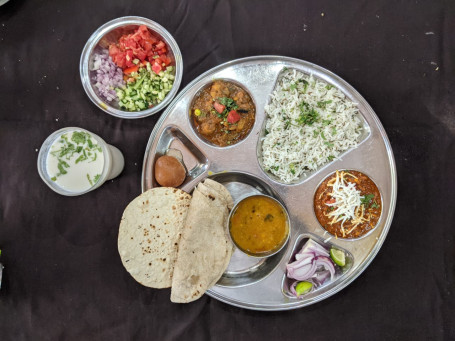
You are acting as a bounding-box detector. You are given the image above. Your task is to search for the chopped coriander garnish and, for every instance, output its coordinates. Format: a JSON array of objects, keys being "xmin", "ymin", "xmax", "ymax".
[
  {"xmin": 296, "ymin": 102, "xmax": 319, "ymax": 126},
  {"xmin": 299, "ymin": 79, "xmax": 309, "ymax": 92},
  {"xmin": 371, "ymin": 201, "xmax": 380, "ymax": 209},
  {"xmin": 327, "ymin": 155, "xmax": 335, "ymax": 161},
  {"xmin": 289, "ymin": 163, "xmax": 296, "ymax": 175},
  {"xmin": 322, "ymin": 119, "xmax": 332, "ymax": 126},
  {"xmin": 87, "ymin": 173, "xmax": 93, "ymax": 186},
  {"xmin": 71, "ymin": 131, "xmax": 87, "ymax": 145},
  {"xmin": 317, "ymin": 100, "xmax": 333, "ymax": 109},
  {"xmin": 361, "ymin": 194, "xmax": 375, "ymax": 207}
]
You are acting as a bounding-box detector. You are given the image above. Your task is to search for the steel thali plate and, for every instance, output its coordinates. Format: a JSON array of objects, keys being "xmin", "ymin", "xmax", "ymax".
[{"xmin": 141, "ymin": 56, "xmax": 397, "ymax": 311}]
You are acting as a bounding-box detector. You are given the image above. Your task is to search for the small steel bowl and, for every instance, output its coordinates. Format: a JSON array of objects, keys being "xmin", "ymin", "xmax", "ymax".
[
  {"xmin": 80, "ymin": 16, "xmax": 183, "ymax": 119},
  {"xmin": 228, "ymin": 194, "xmax": 290, "ymax": 258}
]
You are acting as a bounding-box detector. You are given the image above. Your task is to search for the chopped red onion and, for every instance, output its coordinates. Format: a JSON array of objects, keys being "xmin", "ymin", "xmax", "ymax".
[{"xmin": 91, "ymin": 50, "xmax": 125, "ymax": 102}]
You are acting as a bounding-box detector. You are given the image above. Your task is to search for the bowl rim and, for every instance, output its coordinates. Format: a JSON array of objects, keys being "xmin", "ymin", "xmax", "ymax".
[{"xmin": 79, "ymin": 16, "xmax": 183, "ymax": 119}]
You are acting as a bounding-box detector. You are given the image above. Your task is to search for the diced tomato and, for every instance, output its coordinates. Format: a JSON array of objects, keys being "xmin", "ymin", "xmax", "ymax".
[
  {"xmin": 325, "ymin": 198, "xmax": 336, "ymax": 204},
  {"xmin": 125, "ymin": 50, "xmax": 135, "ymax": 67},
  {"xmin": 124, "ymin": 65, "xmax": 139, "ymax": 74},
  {"xmin": 143, "ymin": 40, "xmax": 153, "ymax": 52},
  {"xmin": 161, "ymin": 56, "xmax": 171, "ymax": 66},
  {"xmin": 109, "ymin": 26, "xmax": 172, "ymax": 71},
  {"xmin": 155, "ymin": 41, "xmax": 165, "ymax": 49},
  {"xmin": 135, "ymin": 49, "xmax": 147, "ymax": 61},
  {"xmin": 227, "ymin": 110, "xmax": 240, "ymax": 123},
  {"xmin": 213, "ymin": 102, "xmax": 226, "ymax": 114},
  {"xmin": 152, "ymin": 61, "xmax": 162, "ymax": 74},
  {"xmin": 124, "ymin": 39, "xmax": 138, "ymax": 50}
]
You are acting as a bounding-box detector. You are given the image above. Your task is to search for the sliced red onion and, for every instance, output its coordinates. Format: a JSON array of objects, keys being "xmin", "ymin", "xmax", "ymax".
[
  {"xmin": 287, "ymin": 258, "xmax": 317, "ymax": 281},
  {"xmin": 314, "ymin": 256, "xmax": 335, "ymax": 281},
  {"xmin": 287, "ymin": 239, "xmax": 337, "ymax": 291},
  {"xmin": 312, "ymin": 269, "xmax": 331, "ymax": 285}
]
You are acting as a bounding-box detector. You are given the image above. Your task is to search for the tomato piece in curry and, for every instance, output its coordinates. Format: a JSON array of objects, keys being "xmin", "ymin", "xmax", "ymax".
[
  {"xmin": 314, "ymin": 170, "xmax": 382, "ymax": 239},
  {"xmin": 190, "ymin": 80, "xmax": 255, "ymax": 147},
  {"xmin": 229, "ymin": 195, "xmax": 289, "ymax": 256}
]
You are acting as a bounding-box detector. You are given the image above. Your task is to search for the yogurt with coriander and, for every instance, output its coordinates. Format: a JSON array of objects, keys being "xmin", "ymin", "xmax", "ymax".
[{"xmin": 46, "ymin": 130, "xmax": 104, "ymax": 192}]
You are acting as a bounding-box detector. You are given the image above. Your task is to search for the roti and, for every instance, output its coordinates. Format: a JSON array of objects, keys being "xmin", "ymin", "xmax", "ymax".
[
  {"xmin": 171, "ymin": 180, "xmax": 233, "ymax": 303},
  {"xmin": 118, "ymin": 188, "xmax": 191, "ymax": 288}
]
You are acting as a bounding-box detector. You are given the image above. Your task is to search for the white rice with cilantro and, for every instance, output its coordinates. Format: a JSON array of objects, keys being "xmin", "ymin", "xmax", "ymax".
[{"xmin": 261, "ymin": 68, "xmax": 364, "ymax": 183}]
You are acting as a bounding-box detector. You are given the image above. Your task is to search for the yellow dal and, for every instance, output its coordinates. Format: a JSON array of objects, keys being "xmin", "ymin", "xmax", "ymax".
[{"xmin": 229, "ymin": 196, "xmax": 288, "ymax": 255}]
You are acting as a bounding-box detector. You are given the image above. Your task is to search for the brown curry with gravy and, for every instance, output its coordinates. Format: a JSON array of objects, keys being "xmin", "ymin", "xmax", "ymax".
[
  {"xmin": 190, "ymin": 80, "xmax": 255, "ymax": 147},
  {"xmin": 314, "ymin": 170, "xmax": 382, "ymax": 239}
]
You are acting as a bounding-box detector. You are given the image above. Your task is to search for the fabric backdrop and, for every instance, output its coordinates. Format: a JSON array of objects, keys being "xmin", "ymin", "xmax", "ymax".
[{"xmin": 0, "ymin": 0, "xmax": 454, "ymax": 339}]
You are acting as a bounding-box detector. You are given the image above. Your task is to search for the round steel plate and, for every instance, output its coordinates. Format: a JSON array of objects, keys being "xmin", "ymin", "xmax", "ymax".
[{"xmin": 141, "ymin": 56, "xmax": 397, "ymax": 311}]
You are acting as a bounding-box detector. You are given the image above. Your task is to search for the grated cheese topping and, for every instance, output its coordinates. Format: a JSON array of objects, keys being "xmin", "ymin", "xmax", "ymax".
[
  {"xmin": 325, "ymin": 171, "xmax": 371, "ymax": 237},
  {"xmin": 261, "ymin": 69, "xmax": 364, "ymax": 183}
]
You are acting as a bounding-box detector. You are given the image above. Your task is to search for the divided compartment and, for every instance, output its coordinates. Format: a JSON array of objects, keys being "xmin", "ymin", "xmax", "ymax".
[
  {"xmin": 312, "ymin": 169, "xmax": 385, "ymax": 241},
  {"xmin": 152, "ymin": 125, "xmax": 209, "ymax": 187},
  {"xmin": 188, "ymin": 78, "xmax": 257, "ymax": 148},
  {"xmin": 281, "ymin": 233, "xmax": 354, "ymax": 299},
  {"xmin": 257, "ymin": 67, "xmax": 371, "ymax": 185},
  {"xmin": 208, "ymin": 171, "xmax": 291, "ymax": 288}
]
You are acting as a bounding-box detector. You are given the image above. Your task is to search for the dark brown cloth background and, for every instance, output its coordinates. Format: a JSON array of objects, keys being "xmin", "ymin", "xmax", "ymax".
[{"xmin": 0, "ymin": 0, "xmax": 454, "ymax": 339}]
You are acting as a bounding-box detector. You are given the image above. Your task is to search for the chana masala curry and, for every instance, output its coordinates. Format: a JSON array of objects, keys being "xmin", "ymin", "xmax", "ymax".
[
  {"xmin": 191, "ymin": 80, "xmax": 255, "ymax": 147},
  {"xmin": 314, "ymin": 170, "xmax": 382, "ymax": 239}
]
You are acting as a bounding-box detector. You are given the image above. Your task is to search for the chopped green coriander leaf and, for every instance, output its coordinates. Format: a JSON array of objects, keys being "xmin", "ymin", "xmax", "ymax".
[
  {"xmin": 331, "ymin": 127, "xmax": 337, "ymax": 135},
  {"xmin": 371, "ymin": 201, "xmax": 380, "ymax": 209},
  {"xmin": 317, "ymin": 100, "xmax": 333, "ymax": 109},
  {"xmin": 322, "ymin": 119, "xmax": 332, "ymax": 126},
  {"xmin": 296, "ymin": 103, "xmax": 319, "ymax": 126},
  {"xmin": 71, "ymin": 131, "xmax": 87, "ymax": 145},
  {"xmin": 57, "ymin": 162, "xmax": 67, "ymax": 175},
  {"xmin": 51, "ymin": 176, "xmax": 57, "ymax": 181},
  {"xmin": 326, "ymin": 84, "xmax": 333, "ymax": 90},
  {"xmin": 327, "ymin": 155, "xmax": 335, "ymax": 161},
  {"xmin": 75, "ymin": 154, "xmax": 87, "ymax": 164},
  {"xmin": 324, "ymin": 142, "xmax": 334, "ymax": 148},
  {"xmin": 93, "ymin": 174, "xmax": 101, "ymax": 183},
  {"xmin": 87, "ymin": 174, "xmax": 93, "ymax": 186},
  {"xmin": 321, "ymin": 132, "xmax": 326, "ymax": 140},
  {"xmin": 361, "ymin": 194, "xmax": 375, "ymax": 207},
  {"xmin": 271, "ymin": 165, "xmax": 280, "ymax": 171},
  {"xmin": 290, "ymin": 83, "xmax": 297, "ymax": 90},
  {"xmin": 217, "ymin": 97, "xmax": 238, "ymax": 111},
  {"xmin": 289, "ymin": 163, "xmax": 296, "ymax": 175},
  {"xmin": 298, "ymin": 79, "xmax": 309, "ymax": 92}
]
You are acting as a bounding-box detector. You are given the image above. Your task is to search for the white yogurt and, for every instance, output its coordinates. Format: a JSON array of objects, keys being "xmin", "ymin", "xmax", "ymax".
[
  {"xmin": 39, "ymin": 127, "xmax": 124, "ymax": 196},
  {"xmin": 46, "ymin": 131, "xmax": 105, "ymax": 192}
]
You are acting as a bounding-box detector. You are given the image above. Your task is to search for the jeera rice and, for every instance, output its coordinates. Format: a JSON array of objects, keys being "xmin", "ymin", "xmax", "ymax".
[{"xmin": 261, "ymin": 68, "xmax": 364, "ymax": 183}]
